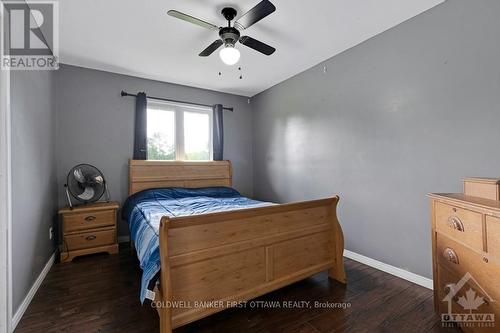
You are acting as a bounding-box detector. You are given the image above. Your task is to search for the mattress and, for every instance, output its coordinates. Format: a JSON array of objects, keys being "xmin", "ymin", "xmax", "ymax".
[{"xmin": 122, "ymin": 186, "xmax": 272, "ymax": 302}]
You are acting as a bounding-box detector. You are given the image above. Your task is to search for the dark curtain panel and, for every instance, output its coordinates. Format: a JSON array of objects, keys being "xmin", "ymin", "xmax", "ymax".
[
  {"xmin": 133, "ymin": 92, "xmax": 148, "ymax": 160},
  {"xmin": 213, "ymin": 104, "xmax": 224, "ymax": 161}
]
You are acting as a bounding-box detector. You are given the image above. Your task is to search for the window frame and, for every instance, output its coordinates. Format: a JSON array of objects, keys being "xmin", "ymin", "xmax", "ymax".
[{"xmin": 147, "ymin": 100, "xmax": 213, "ymax": 161}]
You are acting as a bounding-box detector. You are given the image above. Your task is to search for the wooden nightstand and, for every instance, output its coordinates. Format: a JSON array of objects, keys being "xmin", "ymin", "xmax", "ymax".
[{"xmin": 59, "ymin": 202, "xmax": 119, "ymax": 263}]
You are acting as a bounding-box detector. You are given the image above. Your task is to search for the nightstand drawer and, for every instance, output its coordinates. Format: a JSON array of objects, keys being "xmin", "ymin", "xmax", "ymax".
[
  {"xmin": 63, "ymin": 209, "xmax": 115, "ymax": 233},
  {"xmin": 65, "ymin": 228, "xmax": 115, "ymax": 251},
  {"xmin": 435, "ymin": 201, "xmax": 483, "ymax": 251}
]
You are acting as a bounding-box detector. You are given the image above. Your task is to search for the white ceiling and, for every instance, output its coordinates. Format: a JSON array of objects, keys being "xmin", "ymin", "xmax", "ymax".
[{"xmin": 59, "ymin": 0, "xmax": 444, "ymax": 97}]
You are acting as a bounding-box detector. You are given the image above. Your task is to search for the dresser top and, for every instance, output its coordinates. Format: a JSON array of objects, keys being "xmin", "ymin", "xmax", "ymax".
[{"xmin": 428, "ymin": 193, "xmax": 500, "ymax": 212}]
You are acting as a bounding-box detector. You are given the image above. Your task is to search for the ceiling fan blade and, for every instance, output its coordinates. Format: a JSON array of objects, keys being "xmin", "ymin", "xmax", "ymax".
[
  {"xmin": 239, "ymin": 36, "xmax": 275, "ymax": 55},
  {"xmin": 234, "ymin": 0, "xmax": 276, "ymax": 30},
  {"xmin": 199, "ymin": 40, "xmax": 224, "ymax": 57},
  {"xmin": 167, "ymin": 10, "xmax": 219, "ymax": 31}
]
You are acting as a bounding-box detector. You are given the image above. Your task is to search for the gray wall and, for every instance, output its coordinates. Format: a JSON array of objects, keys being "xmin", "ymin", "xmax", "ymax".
[
  {"xmin": 11, "ymin": 70, "xmax": 57, "ymax": 312},
  {"xmin": 56, "ymin": 64, "xmax": 254, "ymax": 236},
  {"xmin": 251, "ymin": 0, "xmax": 500, "ymax": 279}
]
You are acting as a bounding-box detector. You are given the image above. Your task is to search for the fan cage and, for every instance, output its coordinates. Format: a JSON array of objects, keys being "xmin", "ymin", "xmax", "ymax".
[{"xmin": 66, "ymin": 164, "xmax": 106, "ymax": 204}]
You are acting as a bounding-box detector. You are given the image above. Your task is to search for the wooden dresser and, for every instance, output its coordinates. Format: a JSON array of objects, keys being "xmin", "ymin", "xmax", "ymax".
[
  {"xmin": 59, "ymin": 202, "xmax": 119, "ymax": 263},
  {"xmin": 429, "ymin": 191, "xmax": 500, "ymax": 332}
]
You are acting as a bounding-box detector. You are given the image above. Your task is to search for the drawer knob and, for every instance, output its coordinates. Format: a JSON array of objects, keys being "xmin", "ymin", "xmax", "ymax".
[
  {"xmin": 84, "ymin": 216, "xmax": 96, "ymax": 222},
  {"xmin": 443, "ymin": 247, "xmax": 459, "ymax": 264},
  {"xmin": 447, "ymin": 216, "xmax": 464, "ymax": 232},
  {"xmin": 483, "ymin": 257, "xmax": 489, "ymax": 263},
  {"xmin": 86, "ymin": 235, "xmax": 97, "ymax": 241}
]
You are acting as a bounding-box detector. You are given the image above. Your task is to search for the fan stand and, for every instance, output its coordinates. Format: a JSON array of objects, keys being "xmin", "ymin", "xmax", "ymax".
[
  {"xmin": 64, "ymin": 184, "xmax": 74, "ymax": 209},
  {"xmin": 104, "ymin": 182, "xmax": 111, "ymax": 203}
]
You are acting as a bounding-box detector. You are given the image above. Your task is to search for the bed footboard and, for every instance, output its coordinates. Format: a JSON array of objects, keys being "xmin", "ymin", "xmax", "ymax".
[{"xmin": 155, "ymin": 196, "xmax": 346, "ymax": 332}]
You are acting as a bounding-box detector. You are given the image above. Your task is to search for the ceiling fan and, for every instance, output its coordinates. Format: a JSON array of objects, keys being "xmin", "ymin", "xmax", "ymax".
[{"xmin": 167, "ymin": 0, "xmax": 276, "ymax": 66}]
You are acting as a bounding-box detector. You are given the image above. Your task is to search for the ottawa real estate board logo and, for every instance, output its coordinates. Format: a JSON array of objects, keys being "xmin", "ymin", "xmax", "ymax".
[
  {"xmin": 1, "ymin": 0, "xmax": 59, "ymax": 70},
  {"xmin": 442, "ymin": 272, "xmax": 495, "ymax": 329}
]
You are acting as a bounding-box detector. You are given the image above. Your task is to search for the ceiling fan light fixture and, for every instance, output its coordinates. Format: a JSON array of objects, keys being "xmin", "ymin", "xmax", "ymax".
[
  {"xmin": 219, "ymin": 45, "xmax": 240, "ymax": 66},
  {"xmin": 168, "ymin": 1, "xmax": 277, "ymax": 61}
]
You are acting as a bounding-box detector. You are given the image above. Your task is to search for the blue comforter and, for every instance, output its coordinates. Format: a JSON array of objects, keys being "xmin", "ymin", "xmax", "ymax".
[{"xmin": 122, "ymin": 187, "xmax": 272, "ymax": 303}]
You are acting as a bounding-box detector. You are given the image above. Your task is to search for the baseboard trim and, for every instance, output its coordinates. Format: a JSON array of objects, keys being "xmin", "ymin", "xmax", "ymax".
[
  {"xmin": 11, "ymin": 251, "xmax": 56, "ymax": 331},
  {"xmin": 343, "ymin": 249, "xmax": 433, "ymax": 290},
  {"xmin": 118, "ymin": 235, "xmax": 130, "ymax": 244}
]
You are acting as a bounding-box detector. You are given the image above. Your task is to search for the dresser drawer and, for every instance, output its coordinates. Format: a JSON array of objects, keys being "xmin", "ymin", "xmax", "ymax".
[
  {"xmin": 436, "ymin": 265, "xmax": 498, "ymax": 331},
  {"xmin": 436, "ymin": 233, "xmax": 500, "ymax": 300},
  {"xmin": 436, "ymin": 233, "xmax": 483, "ymax": 282},
  {"xmin": 63, "ymin": 209, "xmax": 115, "ymax": 233},
  {"xmin": 64, "ymin": 228, "xmax": 116, "ymax": 251},
  {"xmin": 486, "ymin": 215, "xmax": 500, "ymax": 260},
  {"xmin": 435, "ymin": 202, "xmax": 483, "ymax": 251}
]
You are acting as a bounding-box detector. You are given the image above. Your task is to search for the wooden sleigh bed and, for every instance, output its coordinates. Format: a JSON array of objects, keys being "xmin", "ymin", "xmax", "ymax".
[{"xmin": 128, "ymin": 160, "xmax": 347, "ymax": 333}]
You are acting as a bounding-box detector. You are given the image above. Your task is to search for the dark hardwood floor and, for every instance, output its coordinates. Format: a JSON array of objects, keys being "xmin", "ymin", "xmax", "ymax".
[{"xmin": 15, "ymin": 245, "xmax": 459, "ymax": 333}]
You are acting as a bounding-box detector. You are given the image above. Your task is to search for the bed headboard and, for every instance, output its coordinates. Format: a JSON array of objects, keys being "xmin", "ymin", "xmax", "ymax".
[{"xmin": 129, "ymin": 160, "xmax": 232, "ymax": 195}]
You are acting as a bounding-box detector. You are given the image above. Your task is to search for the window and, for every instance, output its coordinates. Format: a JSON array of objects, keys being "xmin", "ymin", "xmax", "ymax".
[{"xmin": 147, "ymin": 102, "xmax": 213, "ymax": 161}]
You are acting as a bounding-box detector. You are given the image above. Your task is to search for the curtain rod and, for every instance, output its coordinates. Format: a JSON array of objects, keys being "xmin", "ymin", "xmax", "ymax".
[{"xmin": 120, "ymin": 91, "xmax": 233, "ymax": 112}]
